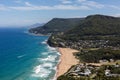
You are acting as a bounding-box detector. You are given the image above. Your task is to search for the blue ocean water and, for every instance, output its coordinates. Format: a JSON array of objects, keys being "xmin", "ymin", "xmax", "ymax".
[{"xmin": 0, "ymin": 28, "xmax": 60, "ymax": 80}]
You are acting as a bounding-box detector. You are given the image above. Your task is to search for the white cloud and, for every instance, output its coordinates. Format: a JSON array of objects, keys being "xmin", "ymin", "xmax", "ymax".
[
  {"xmin": 113, "ymin": 14, "xmax": 120, "ymax": 17},
  {"xmin": 25, "ymin": 2, "xmax": 33, "ymax": 6},
  {"xmin": 77, "ymin": 0, "xmax": 104, "ymax": 8},
  {"xmin": 54, "ymin": 5, "xmax": 90, "ymax": 10},
  {"xmin": 0, "ymin": 0, "xmax": 120, "ymax": 11},
  {"xmin": 0, "ymin": 4, "xmax": 8, "ymax": 10},
  {"xmin": 60, "ymin": 0, "xmax": 72, "ymax": 4},
  {"xmin": 0, "ymin": 7, "xmax": 6, "ymax": 10},
  {"xmin": 10, "ymin": 6, "xmax": 52, "ymax": 10},
  {"xmin": 84, "ymin": 1, "xmax": 104, "ymax": 8},
  {"xmin": 0, "ymin": 1, "xmax": 91, "ymax": 11},
  {"xmin": 14, "ymin": 0, "xmax": 22, "ymax": 3},
  {"xmin": 108, "ymin": 5, "xmax": 120, "ymax": 10},
  {"xmin": 77, "ymin": 0, "xmax": 86, "ymax": 2},
  {"xmin": 9, "ymin": 4, "xmax": 90, "ymax": 10}
]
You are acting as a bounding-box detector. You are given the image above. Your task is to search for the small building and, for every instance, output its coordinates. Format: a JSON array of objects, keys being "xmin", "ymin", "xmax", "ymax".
[
  {"xmin": 110, "ymin": 59, "xmax": 114, "ymax": 62},
  {"xmin": 114, "ymin": 63, "xmax": 120, "ymax": 68},
  {"xmin": 84, "ymin": 68, "xmax": 91, "ymax": 76},
  {"xmin": 105, "ymin": 69, "xmax": 110, "ymax": 76},
  {"xmin": 78, "ymin": 68, "xmax": 91, "ymax": 76}
]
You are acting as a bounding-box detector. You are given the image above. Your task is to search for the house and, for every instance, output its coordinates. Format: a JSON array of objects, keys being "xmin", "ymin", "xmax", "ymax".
[
  {"xmin": 84, "ymin": 68, "xmax": 91, "ymax": 76},
  {"xmin": 114, "ymin": 63, "xmax": 120, "ymax": 67},
  {"xmin": 105, "ymin": 69, "xmax": 110, "ymax": 76},
  {"xmin": 78, "ymin": 68, "xmax": 91, "ymax": 76}
]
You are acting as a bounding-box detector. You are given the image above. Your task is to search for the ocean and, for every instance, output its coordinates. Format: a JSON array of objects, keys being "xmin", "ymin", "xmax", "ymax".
[{"xmin": 0, "ymin": 28, "xmax": 60, "ymax": 80}]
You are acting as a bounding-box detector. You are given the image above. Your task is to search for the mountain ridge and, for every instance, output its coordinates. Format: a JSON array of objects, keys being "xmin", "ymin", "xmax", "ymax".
[
  {"xmin": 29, "ymin": 18, "xmax": 83, "ymax": 35},
  {"xmin": 47, "ymin": 14, "xmax": 120, "ymax": 49}
]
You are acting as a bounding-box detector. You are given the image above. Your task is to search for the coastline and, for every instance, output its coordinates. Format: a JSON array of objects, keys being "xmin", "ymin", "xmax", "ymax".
[
  {"xmin": 27, "ymin": 31, "xmax": 50, "ymax": 36},
  {"xmin": 56, "ymin": 48, "xmax": 79, "ymax": 78},
  {"xmin": 28, "ymin": 32, "xmax": 79, "ymax": 80}
]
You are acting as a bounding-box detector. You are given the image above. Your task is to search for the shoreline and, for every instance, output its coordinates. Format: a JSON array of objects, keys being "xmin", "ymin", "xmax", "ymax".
[
  {"xmin": 28, "ymin": 32, "xmax": 79, "ymax": 80},
  {"xmin": 27, "ymin": 31, "xmax": 50, "ymax": 36},
  {"xmin": 53, "ymin": 47, "xmax": 61, "ymax": 80},
  {"xmin": 56, "ymin": 48, "xmax": 79, "ymax": 78}
]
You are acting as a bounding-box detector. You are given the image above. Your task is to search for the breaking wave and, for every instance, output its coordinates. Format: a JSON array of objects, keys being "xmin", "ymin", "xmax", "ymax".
[{"xmin": 31, "ymin": 45, "xmax": 60, "ymax": 80}]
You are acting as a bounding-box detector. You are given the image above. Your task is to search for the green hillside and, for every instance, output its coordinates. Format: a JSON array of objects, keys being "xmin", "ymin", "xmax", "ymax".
[
  {"xmin": 66, "ymin": 14, "xmax": 120, "ymax": 36},
  {"xmin": 47, "ymin": 14, "xmax": 120, "ymax": 49},
  {"xmin": 29, "ymin": 18, "xmax": 83, "ymax": 35}
]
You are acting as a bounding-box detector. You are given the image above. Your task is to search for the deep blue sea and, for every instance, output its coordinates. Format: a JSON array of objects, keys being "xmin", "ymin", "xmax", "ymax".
[{"xmin": 0, "ymin": 28, "xmax": 60, "ymax": 80}]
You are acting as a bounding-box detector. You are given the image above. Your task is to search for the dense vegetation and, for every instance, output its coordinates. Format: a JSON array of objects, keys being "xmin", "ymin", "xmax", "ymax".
[
  {"xmin": 47, "ymin": 15, "xmax": 120, "ymax": 48},
  {"xmin": 66, "ymin": 15, "xmax": 120, "ymax": 36},
  {"xmin": 75, "ymin": 49, "xmax": 120, "ymax": 63},
  {"xmin": 29, "ymin": 18, "xmax": 83, "ymax": 35},
  {"xmin": 59, "ymin": 15, "xmax": 120, "ymax": 40}
]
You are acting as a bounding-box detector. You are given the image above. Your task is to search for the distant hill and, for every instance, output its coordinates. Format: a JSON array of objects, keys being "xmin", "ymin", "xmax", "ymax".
[
  {"xmin": 29, "ymin": 18, "xmax": 83, "ymax": 35},
  {"xmin": 29, "ymin": 23, "xmax": 44, "ymax": 28}
]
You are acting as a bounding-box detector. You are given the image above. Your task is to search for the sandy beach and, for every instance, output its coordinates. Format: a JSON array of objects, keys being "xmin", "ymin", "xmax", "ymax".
[{"xmin": 56, "ymin": 48, "xmax": 79, "ymax": 78}]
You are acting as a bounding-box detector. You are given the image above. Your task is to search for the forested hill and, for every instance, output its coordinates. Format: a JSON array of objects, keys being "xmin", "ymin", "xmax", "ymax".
[
  {"xmin": 29, "ymin": 18, "xmax": 83, "ymax": 35},
  {"xmin": 66, "ymin": 14, "xmax": 120, "ymax": 36},
  {"xmin": 47, "ymin": 14, "xmax": 120, "ymax": 49}
]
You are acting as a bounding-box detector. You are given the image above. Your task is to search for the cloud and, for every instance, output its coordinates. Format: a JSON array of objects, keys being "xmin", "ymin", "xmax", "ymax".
[
  {"xmin": 14, "ymin": 0, "xmax": 22, "ymax": 3},
  {"xmin": 54, "ymin": 5, "xmax": 90, "ymax": 10},
  {"xmin": 108, "ymin": 5, "xmax": 120, "ymax": 10},
  {"xmin": 60, "ymin": 0, "xmax": 72, "ymax": 4},
  {"xmin": 25, "ymin": 2, "xmax": 33, "ymax": 6},
  {"xmin": 15, "ymin": 1, "xmax": 33, "ymax": 6},
  {"xmin": 0, "ymin": 1, "xmax": 90, "ymax": 11},
  {"xmin": 9, "ymin": 4, "xmax": 90, "ymax": 10},
  {"xmin": 0, "ymin": 0, "xmax": 119, "ymax": 11},
  {"xmin": 84, "ymin": 1, "xmax": 104, "ymax": 8},
  {"xmin": 0, "ymin": 7, "xmax": 7, "ymax": 10},
  {"xmin": 77, "ymin": 0, "xmax": 86, "ymax": 2},
  {"xmin": 113, "ymin": 14, "xmax": 120, "ymax": 17},
  {"xmin": 0, "ymin": 4, "xmax": 8, "ymax": 10},
  {"xmin": 77, "ymin": 0, "xmax": 104, "ymax": 8}
]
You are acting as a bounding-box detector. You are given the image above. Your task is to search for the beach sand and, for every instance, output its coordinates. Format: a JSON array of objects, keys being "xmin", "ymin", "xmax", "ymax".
[{"xmin": 56, "ymin": 48, "xmax": 79, "ymax": 78}]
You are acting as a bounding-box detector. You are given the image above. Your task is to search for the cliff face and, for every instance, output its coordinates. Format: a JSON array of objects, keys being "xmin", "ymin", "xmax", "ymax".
[
  {"xmin": 47, "ymin": 14, "xmax": 120, "ymax": 49},
  {"xmin": 29, "ymin": 18, "xmax": 83, "ymax": 35}
]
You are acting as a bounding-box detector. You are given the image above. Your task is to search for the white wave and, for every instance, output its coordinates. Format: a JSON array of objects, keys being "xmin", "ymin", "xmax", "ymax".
[
  {"xmin": 41, "ymin": 52, "xmax": 49, "ymax": 55},
  {"xmin": 32, "ymin": 64, "xmax": 52, "ymax": 78},
  {"xmin": 32, "ymin": 43, "xmax": 60, "ymax": 79},
  {"xmin": 56, "ymin": 52, "xmax": 61, "ymax": 55},
  {"xmin": 41, "ymin": 55, "xmax": 57, "ymax": 62},
  {"xmin": 41, "ymin": 50, "xmax": 58, "ymax": 56},
  {"xmin": 34, "ymin": 65, "xmax": 41, "ymax": 74},
  {"xmin": 41, "ymin": 46, "xmax": 59, "ymax": 56},
  {"xmin": 42, "ymin": 63, "xmax": 53, "ymax": 68},
  {"xmin": 17, "ymin": 54, "xmax": 26, "ymax": 58},
  {"xmin": 32, "ymin": 56, "xmax": 58, "ymax": 78},
  {"xmin": 47, "ymin": 46, "xmax": 56, "ymax": 51},
  {"xmin": 33, "ymin": 71, "xmax": 51, "ymax": 78},
  {"xmin": 41, "ymin": 40, "xmax": 47, "ymax": 44}
]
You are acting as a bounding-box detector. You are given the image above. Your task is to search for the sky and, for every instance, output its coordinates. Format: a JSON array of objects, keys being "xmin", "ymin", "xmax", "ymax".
[{"xmin": 0, "ymin": 0, "xmax": 120, "ymax": 27}]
